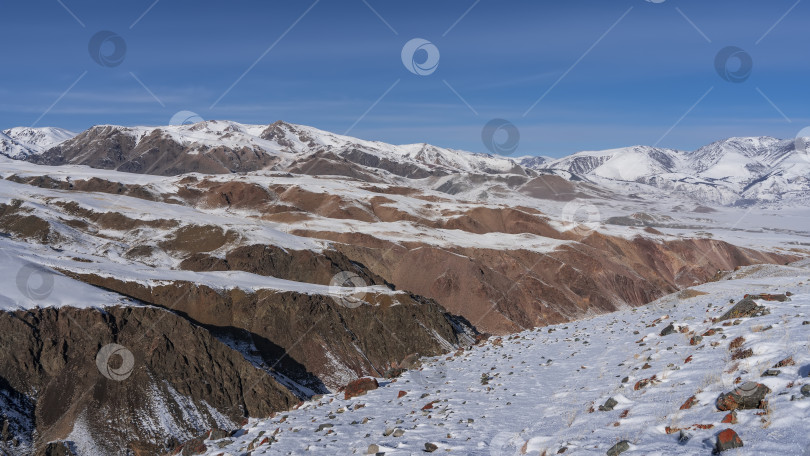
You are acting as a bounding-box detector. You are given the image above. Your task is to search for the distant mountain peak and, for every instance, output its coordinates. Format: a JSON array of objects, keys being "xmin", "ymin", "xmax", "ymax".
[{"xmin": 0, "ymin": 126, "xmax": 76, "ymax": 159}]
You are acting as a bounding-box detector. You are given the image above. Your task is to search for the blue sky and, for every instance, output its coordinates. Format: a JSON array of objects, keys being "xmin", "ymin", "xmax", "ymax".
[{"xmin": 1, "ymin": 0, "xmax": 808, "ymax": 157}]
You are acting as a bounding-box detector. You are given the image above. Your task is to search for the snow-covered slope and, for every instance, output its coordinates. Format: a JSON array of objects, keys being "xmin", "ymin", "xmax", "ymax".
[
  {"xmin": 0, "ymin": 127, "xmax": 75, "ymax": 158},
  {"xmin": 200, "ymin": 262, "xmax": 810, "ymax": 455},
  {"xmin": 543, "ymin": 146, "xmax": 683, "ymax": 181},
  {"xmin": 517, "ymin": 155, "xmax": 552, "ymax": 169},
  {"xmin": 3, "ymin": 127, "xmax": 75, "ymax": 150},
  {"xmin": 532, "ymin": 137, "xmax": 810, "ymax": 206},
  {"xmin": 0, "ymin": 238, "xmax": 133, "ymax": 311},
  {"xmin": 0, "ymin": 131, "xmax": 29, "ymax": 159}
]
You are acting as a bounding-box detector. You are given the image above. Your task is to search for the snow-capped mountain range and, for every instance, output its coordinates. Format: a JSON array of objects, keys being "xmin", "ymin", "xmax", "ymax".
[
  {"xmin": 0, "ymin": 127, "xmax": 75, "ymax": 159},
  {"xmin": 2, "ymin": 122, "xmax": 809, "ymax": 206},
  {"xmin": 534, "ymin": 137, "xmax": 810, "ymax": 206}
]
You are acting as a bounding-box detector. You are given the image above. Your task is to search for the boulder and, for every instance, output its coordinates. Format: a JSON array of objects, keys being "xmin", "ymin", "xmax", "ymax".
[
  {"xmin": 599, "ymin": 397, "xmax": 618, "ymax": 411},
  {"xmin": 606, "ymin": 440, "xmax": 630, "ymax": 455},
  {"xmin": 716, "ymin": 382, "xmax": 770, "ymax": 411},
  {"xmin": 715, "ymin": 428, "xmax": 743, "ymax": 452},
  {"xmin": 425, "ymin": 442, "xmax": 439, "ymax": 452},
  {"xmin": 717, "ymin": 298, "xmax": 769, "ymax": 322},
  {"xmin": 344, "ymin": 377, "xmax": 379, "ymax": 400},
  {"xmin": 801, "ymin": 385, "xmax": 810, "ymax": 398},
  {"xmin": 743, "ymin": 293, "xmax": 790, "ymax": 302},
  {"xmin": 659, "ymin": 323, "xmax": 676, "ymax": 336}
]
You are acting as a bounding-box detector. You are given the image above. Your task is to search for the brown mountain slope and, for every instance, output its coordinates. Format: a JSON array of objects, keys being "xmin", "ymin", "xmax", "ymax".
[
  {"xmin": 0, "ymin": 305, "xmax": 297, "ymax": 455},
  {"xmin": 34, "ymin": 125, "xmax": 279, "ymax": 175}
]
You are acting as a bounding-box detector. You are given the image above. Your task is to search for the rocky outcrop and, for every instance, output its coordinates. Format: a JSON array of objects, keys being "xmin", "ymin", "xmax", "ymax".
[
  {"xmin": 344, "ymin": 378, "xmax": 379, "ymax": 400},
  {"xmin": 65, "ymin": 274, "xmax": 475, "ymax": 390},
  {"xmin": 0, "ymin": 306, "xmax": 297, "ymax": 455},
  {"xmin": 717, "ymin": 297, "xmax": 771, "ymax": 322},
  {"xmin": 179, "ymin": 244, "xmax": 387, "ymax": 289},
  {"xmin": 329, "ymin": 235, "xmax": 794, "ymax": 334}
]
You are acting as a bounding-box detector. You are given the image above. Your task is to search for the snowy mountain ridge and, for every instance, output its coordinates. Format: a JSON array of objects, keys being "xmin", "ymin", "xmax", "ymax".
[
  {"xmin": 3, "ymin": 122, "xmax": 810, "ymax": 206},
  {"xmin": 0, "ymin": 126, "xmax": 75, "ymax": 159},
  {"xmin": 533, "ymin": 136, "xmax": 810, "ymax": 206}
]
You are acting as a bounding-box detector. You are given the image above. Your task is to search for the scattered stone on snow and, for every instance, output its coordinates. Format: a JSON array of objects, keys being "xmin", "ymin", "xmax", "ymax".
[
  {"xmin": 715, "ymin": 428, "xmax": 743, "ymax": 452},
  {"xmin": 606, "ymin": 439, "xmax": 630, "ymax": 455},
  {"xmin": 344, "ymin": 378, "xmax": 379, "ymax": 400},
  {"xmin": 716, "ymin": 382, "xmax": 771, "ymax": 411}
]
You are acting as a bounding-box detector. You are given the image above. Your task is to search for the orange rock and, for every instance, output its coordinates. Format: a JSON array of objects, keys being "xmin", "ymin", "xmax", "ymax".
[
  {"xmin": 634, "ymin": 375, "xmax": 657, "ymax": 391},
  {"xmin": 773, "ymin": 356, "xmax": 795, "ymax": 368},
  {"xmin": 679, "ymin": 396, "xmax": 697, "ymax": 410},
  {"xmin": 344, "ymin": 377, "xmax": 379, "ymax": 400},
  {"xmin": 716, "ymin": 428, "xmax": 743, "ymax": 452}
]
